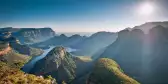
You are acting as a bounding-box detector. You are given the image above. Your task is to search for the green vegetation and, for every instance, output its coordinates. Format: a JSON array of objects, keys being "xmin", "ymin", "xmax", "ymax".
[
  {"xmin": 10, "ymin": 43, "xmax": 44, "ymax": 57},
  {"xmin": 0, "ymin": 61, "xmax": 56, "ymax": 84},
  {"xmin": 0, "ymin": 49, "xmax": 31, "ymax": 69},
  {"xmin": 74, "ymin": 56, "xmax": 92, "ymax": 62},
  {"xmin": 62, "ymin": 81, "xmax": 67, "ymax": 84},
  {"xmin": 30, "ymin": 47, "xmax": 76, "ymax": 83},
  {"xmin": 29, "ymin": 47, "xmax": 44, "ymax": 56},
  {"xmin": 88, "ymin": 58, "xmax": 140, "ymax": 84}
]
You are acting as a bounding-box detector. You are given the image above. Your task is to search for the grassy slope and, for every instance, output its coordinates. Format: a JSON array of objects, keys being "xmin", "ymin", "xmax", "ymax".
[
  {"xmin": 0, "ymin": 43, "xmax": 30, "ymax": 68},
  {"xmin": 0, "ymin": 62, "xmax": 54, "ymax": 84},
  {"xmin": 88, "ymin": 58, "xmax": 140, "ymax": 84},
  {"xmin": 2, "ymin": 49, "xmax": 30, "ymax": 65},
  {"xmin": 10, "ymin": 43, "xmax": 44, "ymax": 57}
]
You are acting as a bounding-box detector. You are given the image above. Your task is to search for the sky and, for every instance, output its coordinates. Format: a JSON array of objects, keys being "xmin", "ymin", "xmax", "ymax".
[{"xmin": 0, "ymin": 0, "xmax": 168, "ymax": 32}]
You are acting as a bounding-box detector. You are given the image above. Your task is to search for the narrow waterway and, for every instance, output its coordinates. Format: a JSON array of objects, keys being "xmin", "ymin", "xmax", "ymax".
[
  {"xmin": 22, "ymin": 46, "xmax": 55, "ymax": 72},
  {"xmin": 22, "ymin": 46, "xmax": 76, "ymax": 72}
]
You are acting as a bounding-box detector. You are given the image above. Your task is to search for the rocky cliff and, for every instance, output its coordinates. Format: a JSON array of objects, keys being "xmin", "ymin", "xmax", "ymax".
[{"xmin": 0, "ymin": 27, "xmax": 55, "ymax": 44}]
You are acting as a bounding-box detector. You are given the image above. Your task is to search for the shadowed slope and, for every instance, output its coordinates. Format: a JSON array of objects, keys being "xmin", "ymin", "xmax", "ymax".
[{"xmin": 87, "ymin": 58, "xmax": 140, "ymax": 84}]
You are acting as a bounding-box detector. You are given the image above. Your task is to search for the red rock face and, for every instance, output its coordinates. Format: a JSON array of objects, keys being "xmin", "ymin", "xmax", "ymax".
[{"xmin": 0, "ymin": 47, "xmax": 11, "ymax": 56}]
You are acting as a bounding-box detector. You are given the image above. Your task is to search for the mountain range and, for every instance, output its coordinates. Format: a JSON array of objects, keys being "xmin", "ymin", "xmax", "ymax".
[{"xmin": 1, "ymin": 21, "xmax": 168, "ymax": 84}]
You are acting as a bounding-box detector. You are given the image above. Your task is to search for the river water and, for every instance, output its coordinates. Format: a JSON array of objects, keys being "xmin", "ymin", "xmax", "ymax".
[{"xmin": 22, "ymin": 46, "xmax": 76, "ymax": 72}]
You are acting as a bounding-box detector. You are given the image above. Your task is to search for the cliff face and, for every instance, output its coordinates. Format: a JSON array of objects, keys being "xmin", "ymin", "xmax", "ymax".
[
  {"xmin": 0, "ymin": 27, "xmax": 55, "ymax": 44},
  {"xmin": 12, "ymin": 28, "xmax": 55, "ymax": 44},
  {"xmin": 87, "ymin": 58, "xmax": 139, "ymax": 84},
  {"xmin": 146, "ymin": 25, "xmax": 168, "ymax": 83},
  {"xmin": 0, "ymin": 31, "xmax": 43, "ymax": 57},
  {"xmin": 30, "ymin": 47, "xmax": 76, "ymax": 83},
  {"xmin": 0, "ymin": 43, "xmax": 30, "ymax": 68}
]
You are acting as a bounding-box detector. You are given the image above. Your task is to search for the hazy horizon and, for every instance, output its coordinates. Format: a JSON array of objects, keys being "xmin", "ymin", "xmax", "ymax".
[{"xmin": 0, "ymin": 0, "xmax": 168, "ymax": 32}]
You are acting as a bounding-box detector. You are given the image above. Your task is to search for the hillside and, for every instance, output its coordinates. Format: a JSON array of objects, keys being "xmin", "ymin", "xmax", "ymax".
[
  {"xmin": 99, "ymin": 29, "xmax": 144, "ymax": 80},
  {"xmin": 0, "ymin": 42, "xmax": 30, "ymax": 68},
  {"xmin": 0, "ymin": 61, "xmax": 56, "ymax": 84},
  {"xmin": 97, "ymin": 22, "xmax": 168, "ymax": 83},
  {"xmin": 30, "ymin": 46, "xmax": 76, "ymax": 83},
  {"xmin": 10, "ymin": 42, "xmax": 44, "ymax": 56},
  {"xmin": 87, "ymin": 58, "xmax": 140, "ymax": 84}
]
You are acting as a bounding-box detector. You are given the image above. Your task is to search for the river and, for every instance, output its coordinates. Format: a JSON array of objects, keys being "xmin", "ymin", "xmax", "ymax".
[{"xmin": 22, "ymin": 46, "xmax": 76, "ymax": 72}]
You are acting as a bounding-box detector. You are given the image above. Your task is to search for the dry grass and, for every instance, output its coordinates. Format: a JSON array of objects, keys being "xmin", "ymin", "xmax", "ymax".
[{"xmin": 0, "ymin": 62, "xmax": 53, "ymax": 84}]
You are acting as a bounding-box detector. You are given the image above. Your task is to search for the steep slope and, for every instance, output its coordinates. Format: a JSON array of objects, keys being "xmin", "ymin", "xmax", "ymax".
[
  {"xmin": 87, "ymin": 58, "xmax": 140, "ymax": 84},
  {"xmin": 0, "ymin": 61, "xmax": 56, "ymax": 84},
  {"xmin": 0, "ymin": 48, "xmax": 30, "ymax": 68},
  {"xmin": 100, "ymin": 29, "xmax": 144, "ymax": 80},
  {"xmin": 0, "ymin": 41, "xmax": 30, "ymax": 68},
  {"xmin": 0, "ymin": 42, "xmax": 11, "ymax": 56},
  {"xmin": 30, "ymin": 46, "xmax": 76, "ymax": 83},
  {"xmin": 146, "ymin": 25, "xmax": 168, "ymax": 83}
]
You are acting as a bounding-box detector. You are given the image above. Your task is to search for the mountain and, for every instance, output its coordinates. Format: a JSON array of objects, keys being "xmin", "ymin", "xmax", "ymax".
[
  {"xmin": 97, "ymin": 22, "xmax": 168, "ymax": 83},
  {"xmin": 145, "ymin": 25, "xmax": 168, "ymax": 83},
  {"xmin": 0, "ymin": 27, "xmax": 55, "ymax": 44},
  {"xmin": 0, "ymin": 61, "xmax": 56, "ymax": 84},
  {"xmin": 87, "ymin": 58, "xmax": 140, "ymax": 84},
  {"xmin": 32, "ymin": 34, "xmax": 86, "ymax": 49},
  {"xmin": 99, "ymin": 29, "xmax": 144, "ymax": 80},
  {"xmin": 134, "ymin": 21, "xmax": 168, "ymax": 33},
  {"xmin": 30, "ymin": 46, "xmax": 76, "ymax": 83},
  {"xmin": 71, "ymin": 32, "xmax": 117, "ymax": 56},
  {"xmin": 33, "ymin": 31, "xmax": 117, "ymax": 56}
]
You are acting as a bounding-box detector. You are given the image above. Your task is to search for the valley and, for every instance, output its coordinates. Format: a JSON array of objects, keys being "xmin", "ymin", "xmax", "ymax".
[{"xmin": 1, "ymin": 21, "xmax": 168, "ymax": 84}]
